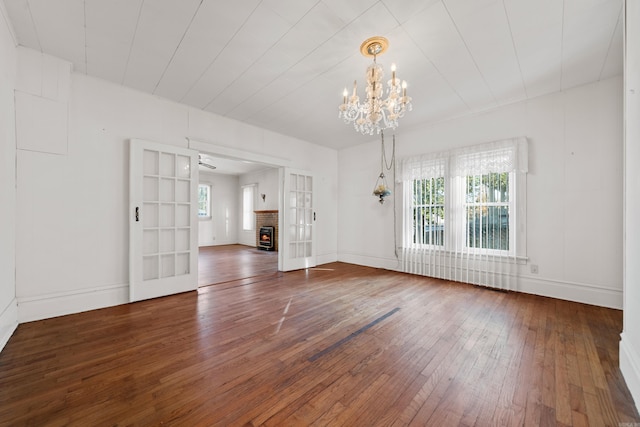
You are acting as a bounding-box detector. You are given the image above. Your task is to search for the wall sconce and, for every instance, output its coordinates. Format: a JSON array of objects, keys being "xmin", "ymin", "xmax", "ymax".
[{"xmin": 261, "ymin": 193, "xmax": 266, "ymax": 202}]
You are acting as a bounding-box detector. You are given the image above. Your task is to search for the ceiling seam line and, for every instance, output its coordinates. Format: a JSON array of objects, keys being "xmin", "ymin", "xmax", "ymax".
[
  {"xmin": 25, "ymin": 0, "xmax": 42, "ymax": 52},
  {"xmin": 153, "ymin": 0, "xmax": 204, "ymax": 94},
  {"xmin": 598, "ymin": 4, "xmax": 623, "ymax": 81},
  {"xmin": 83, "ymin": 0, "xmax": 87, "ymax": 75},
  {"xmin": 225, "ymin": 49, "xmax": 354, "ymax": 120},
  {"xmin": 205, "ymin": 0, "xmax": 358, "ymax": 113},
  {"xmin": 121, "ymin": 0, "xmax": 145, "ymax": 85},
  {"xmin": 412, "ymin": 35, "xmax": 471, "ymax": 111},
  {"xmin": 441, "ymin": 0, "xmax": 498, "ymax": 105},
  {"xmin": 501, "ymin": 0, "xmax": 528, "ymax": 99},
  {"xmin": 560, "ymin": 0, "xmax": 565, "ymax": 90},
  {"xmin": 178, "ymin": 0, "xmax": 265, "ymax": 104},
  {"xmin": 202, "ymin": 0, "xmax": 324, "ymax": 111},
  {"xmin": 228, "ymin": 1, "xmax": 390, "ymax": 119},
  {"xmin": 0, "ymin": 1, "xmax": 17, "ymax": 46},
  {"xmin": 379, "ymin": 1, "xmax": 403, "ymax": 27},
  {"xmin": 397, "ymin": 12, "xmax": 470, "ymax": 112}
]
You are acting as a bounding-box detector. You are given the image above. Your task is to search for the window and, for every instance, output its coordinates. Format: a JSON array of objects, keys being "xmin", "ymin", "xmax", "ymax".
[
  {"xmin": 399, "ymin": 138, "xmax": 527, "ymax": 289},
  {"xmin": 401, "ymin": 138, "xmax": 527, "ymax": 257},
  {"xmin": 410, "ymin": 176, "xmax": 445, "ymax": 246},
  {"xmin": 464, "ymin": 172, "xmax": 511, "ymax": 251},
  {"xmin": 198, "ymin": 184, "xmax": 211, "ymax": 219},
  {"xmin": 242, "ymin": 184, "xmax": 255, "ymax": 231}
]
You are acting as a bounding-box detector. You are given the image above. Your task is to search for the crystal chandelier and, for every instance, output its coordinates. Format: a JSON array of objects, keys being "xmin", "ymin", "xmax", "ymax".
[{"xmin": 338, "ymin": 36, "xmax": 412, "ymax": 135}]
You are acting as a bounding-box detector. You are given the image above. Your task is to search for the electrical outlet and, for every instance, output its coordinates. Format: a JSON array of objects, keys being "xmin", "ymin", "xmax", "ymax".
[{"xmin": 530, "ymin": 264, "xmax": 539, "ymax": 274}]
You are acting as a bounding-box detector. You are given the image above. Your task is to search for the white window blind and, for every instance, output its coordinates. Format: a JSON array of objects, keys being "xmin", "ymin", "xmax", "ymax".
[{"xmin": 398, "ymin": 137, "xmax": 528, "ymax": 290}]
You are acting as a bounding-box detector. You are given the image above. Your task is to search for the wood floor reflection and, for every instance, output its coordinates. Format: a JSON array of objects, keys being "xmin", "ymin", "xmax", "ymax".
[{"xmin": 198, "ymin": 244, "xmax": 278, "ymax": 286}]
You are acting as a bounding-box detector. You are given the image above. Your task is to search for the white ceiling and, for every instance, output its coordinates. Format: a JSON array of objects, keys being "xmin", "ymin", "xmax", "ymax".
[{"xmin": 3, "ymin": 0, "xmax": 623, "ymax": 150}]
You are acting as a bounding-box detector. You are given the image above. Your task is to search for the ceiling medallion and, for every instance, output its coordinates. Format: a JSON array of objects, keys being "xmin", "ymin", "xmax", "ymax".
[
  {"xmin": 360, "ymin": 36, "xmax": 389, "ymax": 57},
  {"xmin": 339, "ymin": 36, "xmax": 412, "ymax": 135}
]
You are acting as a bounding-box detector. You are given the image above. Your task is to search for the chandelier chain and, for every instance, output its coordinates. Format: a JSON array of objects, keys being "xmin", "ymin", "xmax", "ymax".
[{"xmin": 380, "ymin": 131, "xmax": 395, "ymax": 172}]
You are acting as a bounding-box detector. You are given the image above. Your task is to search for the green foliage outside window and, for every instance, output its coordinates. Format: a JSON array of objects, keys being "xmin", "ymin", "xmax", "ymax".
[
  {"xmin": 465, "ymin": 172, "xmax": 509, "ymax": 250},
  {"xmin": 412, "ymin": 177, "xmax": 445, "ymax": 246},
  {"xmin": 198, "ymin": 185, "xmax": 210, "ymax": 218}
]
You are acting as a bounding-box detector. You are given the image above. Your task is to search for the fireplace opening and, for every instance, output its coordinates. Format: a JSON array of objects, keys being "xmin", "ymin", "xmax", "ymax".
[{"xmin": 258, "ymin": 226, "xmax": 275, "ymax": 251}]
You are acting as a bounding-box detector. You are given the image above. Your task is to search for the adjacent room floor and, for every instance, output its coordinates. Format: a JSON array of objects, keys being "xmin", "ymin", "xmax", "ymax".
[{"xmin": 198, "ymin": 244, "xmax": 278, "ymax": 286}]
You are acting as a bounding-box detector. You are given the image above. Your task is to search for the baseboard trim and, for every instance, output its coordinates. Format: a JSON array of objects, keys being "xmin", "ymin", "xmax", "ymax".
[
  {"xmin": 18, "ymin": 283, "xmax": 129, "ymax": 323},
  {"xmin": 338, "ymin": 252, "xmax": 622, "ymax": 309},
  {"xmin": 338, "ymin": 252, "xmax": 401, "ymax": 271},
  {"xmin": 517, "ymin": 275, "xmax": 622, "ymax": 309},
  {"xmin": 620, "ymin": 333, "xmax": 640, "ymax": 414},
  {"xmin": 198, "ymin": 239, "xmax": 239, "ymax": 247},
  {"xmin": 0, "ymin": 298, "xmax": 18, "ymax": 352},
  {"xmin": 317, "ymin": 252, "xmax": 338, "ymax": 266},
  {"xmin": 13, "ymin": 251, "xmax": 338, "ymax": 323}
]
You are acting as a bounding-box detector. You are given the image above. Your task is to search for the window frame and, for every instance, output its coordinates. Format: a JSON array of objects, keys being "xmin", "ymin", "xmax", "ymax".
[
  {"xmin": 241, "ymin": 184, "xmax": 256, "ymax": 232},
  {"xmin": 198, "ymin": 184, "xmax": 211, "ymax": 220},
  {"xmin": 402, "ymin": 142, "xmax": 526, "ymax": 260},
  {"xmin": 455, "ymin": 171, "xmax": 516, "ymax": 256},
  {"xmin": 407, "ymin": 176, "xmax": 446, "ymax": 249}
]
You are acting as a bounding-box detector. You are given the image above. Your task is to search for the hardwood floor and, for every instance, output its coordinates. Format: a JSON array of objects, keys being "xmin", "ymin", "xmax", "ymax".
[
  {"xmin": 198, "ymin": 244, "xmax": 278, "ymax": 286},
  {"xmin": 1, "ymin": 262, "xmax": 638, "ymax": 426}
]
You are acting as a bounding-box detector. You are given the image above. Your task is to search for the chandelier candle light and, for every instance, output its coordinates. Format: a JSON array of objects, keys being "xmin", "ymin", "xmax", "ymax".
[{"xmin": 338, "ymin": 36, "xmax": 412, "ymax": 135}]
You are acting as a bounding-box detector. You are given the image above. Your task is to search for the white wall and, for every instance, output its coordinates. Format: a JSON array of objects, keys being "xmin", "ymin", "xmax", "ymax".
[
  {"xmin": 198, "ymin": 171, "xmax": 239, "ymax": 247},
  {"xmin": 621, "ymin": 0, "xmax": 640, "ymax": 413},
  {"xmin": 14, "ymin": 47, "xmax": 339, "ymax": 323},
  {"xmin": 0, "ymin": 3, "xmax": 17, "ymax": 352},
  {"xmin": 238, "ymin": 168, "xmax": 279, "ymax": 246},
  {"xmin": 339, "ymin": 76, "xmax": 623, "ymax": 309}
]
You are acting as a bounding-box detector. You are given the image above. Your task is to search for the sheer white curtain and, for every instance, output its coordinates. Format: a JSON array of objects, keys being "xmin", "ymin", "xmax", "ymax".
[
  {"xmin": 399, "ymin": 151, "xmax": 447, "ymax": 278},
  {"xmin": 398, "ymin": 137, "xmax": 528, "ymax": 290}
]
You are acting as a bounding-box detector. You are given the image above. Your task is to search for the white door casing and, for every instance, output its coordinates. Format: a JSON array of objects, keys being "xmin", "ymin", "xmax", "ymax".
[{"xmin": 130, "ymin": 139, "xmax": 198, "ymax": 302}]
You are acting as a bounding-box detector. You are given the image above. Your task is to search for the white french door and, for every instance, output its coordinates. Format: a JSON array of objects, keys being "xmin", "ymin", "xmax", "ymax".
[
  {"xmin": 281, "ymin": 168, "xmax": 316, "ymax": 271},
  {"xmin": 129, "ymin": 139, "xmax": 198, "ymax": 302}
]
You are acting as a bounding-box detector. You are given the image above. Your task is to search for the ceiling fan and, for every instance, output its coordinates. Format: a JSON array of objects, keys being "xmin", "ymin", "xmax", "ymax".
[{"xmin": 198, "ymin": 154, "xmax": 216, "ymax": 170}]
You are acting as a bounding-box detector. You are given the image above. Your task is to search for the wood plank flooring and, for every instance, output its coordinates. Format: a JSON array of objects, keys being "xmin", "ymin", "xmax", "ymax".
[
  {"xmin": 1, "ymin": 262, "xmax": 638, "ymax": 426},
  {"xmin": 198, "ymin": 244, "xmax": 278, "ymax": 286}
]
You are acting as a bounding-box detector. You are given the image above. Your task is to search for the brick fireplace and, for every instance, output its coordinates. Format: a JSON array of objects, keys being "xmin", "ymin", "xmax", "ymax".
[{"xmin": 254, "ymin": 210, "xmax": 278, "ymax": 251}]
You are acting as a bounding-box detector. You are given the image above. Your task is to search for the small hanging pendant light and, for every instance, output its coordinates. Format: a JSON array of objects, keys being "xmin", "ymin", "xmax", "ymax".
[
  {"xmin": 372, "ymin": 131, "xmax": 395, "ymax": 204},
  {"xmin": 373, "ymin": 172, "xmax": 391, "ymax": 204}
]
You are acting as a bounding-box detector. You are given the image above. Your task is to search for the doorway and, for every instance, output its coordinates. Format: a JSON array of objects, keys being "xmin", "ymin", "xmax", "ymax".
[
  {"xmin": 191, "ymin": 138, "xmax": 317, "ymax": 285},
  {"xmin": 196, "ymin": 150, "xmax": 279, "ymax": 286}
]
